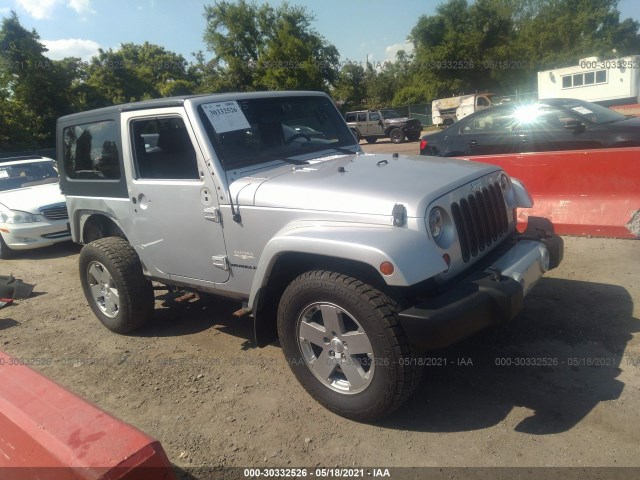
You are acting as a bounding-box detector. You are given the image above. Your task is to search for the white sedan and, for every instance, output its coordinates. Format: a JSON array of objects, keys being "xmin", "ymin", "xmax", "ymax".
[{"xmin": 0, "ymin": 156, "xmax": 71, "ymax": 259}]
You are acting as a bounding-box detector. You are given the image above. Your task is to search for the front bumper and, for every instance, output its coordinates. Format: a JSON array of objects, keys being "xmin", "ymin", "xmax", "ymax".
[
  {"xmin": 398, "ymin": 217, "xmax": 563, "ymax": 350},
  {"xmin": 0, "ymin": 220, "xmax": 71, "ymax": 250}
]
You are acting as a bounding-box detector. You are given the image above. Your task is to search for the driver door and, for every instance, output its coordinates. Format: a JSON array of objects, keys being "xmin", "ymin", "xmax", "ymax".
[{"xmin": 123, "ymin": 109, "xmax": 229, "ymax": 284}]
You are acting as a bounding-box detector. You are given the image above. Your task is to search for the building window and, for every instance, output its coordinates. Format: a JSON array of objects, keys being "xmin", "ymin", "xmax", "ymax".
[
  {"xmin": 584, "ymin": 72, "xmax": 595, "ymax": 85},
  {"xmin": 561, "ymin": 70, "xmax": 607, "ymax": 89}
]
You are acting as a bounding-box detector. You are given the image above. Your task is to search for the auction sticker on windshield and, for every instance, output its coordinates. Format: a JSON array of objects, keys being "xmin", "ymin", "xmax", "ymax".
[{"xmin": 202, "ymin": 101, "xmax": 251, "ymax": 133}]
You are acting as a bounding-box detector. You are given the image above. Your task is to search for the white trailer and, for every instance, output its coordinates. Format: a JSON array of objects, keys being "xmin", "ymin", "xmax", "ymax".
[
  {"xmin": 431, "ymin": 93, "xmax": 493, "ymax": 126},
  {"xmin": 538, "ymin": 55, "xmax": 640, "ymax": 106}
]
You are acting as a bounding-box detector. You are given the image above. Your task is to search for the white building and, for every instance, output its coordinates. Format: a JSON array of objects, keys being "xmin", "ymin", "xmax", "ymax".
[{"xmin": 537, "ymin": 55, "xmax": 640, "ymax": 106}]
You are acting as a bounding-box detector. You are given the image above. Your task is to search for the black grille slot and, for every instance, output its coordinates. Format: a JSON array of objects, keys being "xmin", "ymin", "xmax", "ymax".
[
  {"xmin": 451, "ymin": 182, "xmax": 509, "ymax": 262},
  {"xmin": 40, "ymin": 204, "xmax": 69, "ymax": 221}
]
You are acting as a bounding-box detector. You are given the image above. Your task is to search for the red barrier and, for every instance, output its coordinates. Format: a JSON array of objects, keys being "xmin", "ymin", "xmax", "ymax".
[
  {"xmin": 460, "ymin": 147, "xmax": 640, "ymax": 238},
  {"xmin": 0, "ymin": 351, "xmax": 176, "ymax": 480}
]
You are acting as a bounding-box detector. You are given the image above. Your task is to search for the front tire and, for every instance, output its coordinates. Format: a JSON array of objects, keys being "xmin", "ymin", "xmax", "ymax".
[
  {"xmin": 390, "ymin": 127, "xmax": 404, "ymax": 144},
  {"xmin": 277, "ymin": 271, "xmax": 421, "ymax": 421},
  {"xmin": 79, "ymin": 237, "xmax": 154, "ymax": 334}
]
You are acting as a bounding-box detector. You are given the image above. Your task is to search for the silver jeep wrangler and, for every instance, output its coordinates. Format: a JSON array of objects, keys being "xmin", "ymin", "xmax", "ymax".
[{"xmin": 58, "ymin": 91, "xmax": 563, "ymax": 421}]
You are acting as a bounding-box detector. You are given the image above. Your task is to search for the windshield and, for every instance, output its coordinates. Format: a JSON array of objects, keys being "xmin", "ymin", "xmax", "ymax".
[
  {"xmin": 199, "ymin": 96, "xmax": 357, "ymax": 170},
  {"xmin": 0, "ymin": 161, "xmax": 59, "ymax": 192},
  {"xmin": 546, "ymin": 100, "xmax": 627, "ymax": 125},
  {"xmin": 380, "ymin": 109, "xmax": 402, "ymax": 119}
]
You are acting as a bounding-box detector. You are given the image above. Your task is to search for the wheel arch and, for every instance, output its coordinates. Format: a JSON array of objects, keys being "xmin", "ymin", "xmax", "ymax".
[
  {"xmin": 78, "ymin": 212, "xmax": 128, "ymax": 244},
  {"xmin": 252, "ymin": 252, "xmax": 388, "ymax": 348}
]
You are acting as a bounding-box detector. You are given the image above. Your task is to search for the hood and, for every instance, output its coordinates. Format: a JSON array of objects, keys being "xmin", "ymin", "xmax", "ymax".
[
  {"xmin": 230, "ymin": 153, "xmax": 500, "ymax": 217},
  {"xmin": 608, "ymin": 115, "xmax": 640, "ymax": 128},
  {"xmin": 0, "ymin": 182, "xmax": 65, "ymax": 214}
]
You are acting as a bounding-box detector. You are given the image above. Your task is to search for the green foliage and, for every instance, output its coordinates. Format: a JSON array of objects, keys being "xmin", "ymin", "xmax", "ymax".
[
  {"xmin": 203, "ymin": 0, "xmax": 339, "ymax": 91},
  {"xmin": 84, "ymin": 42, "xmax": 195, "ymax": 105},
  {"xmin": 0, "ymin": 12, "xmax": 75, "ymax": 150}
]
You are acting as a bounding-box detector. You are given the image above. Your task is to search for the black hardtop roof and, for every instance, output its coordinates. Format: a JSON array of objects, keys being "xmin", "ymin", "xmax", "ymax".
[{"xmin": 58, "ymin": 91, "xmax": 329, "ymax": 122}]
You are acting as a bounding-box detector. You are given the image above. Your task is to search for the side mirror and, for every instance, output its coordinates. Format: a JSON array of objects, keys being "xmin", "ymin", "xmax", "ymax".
[{"xmin": 564, "ymin": 119, "xmax": 585, "ymax": 132}]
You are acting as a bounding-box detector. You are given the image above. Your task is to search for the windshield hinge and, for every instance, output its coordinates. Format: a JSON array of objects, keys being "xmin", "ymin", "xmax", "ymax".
[
  {"xmin": 204, "ymin": 207, "xmax": 221, "ymax": 223},
  {"xmin": 212, "ymin": 255, "xmax": 229, "ymax": 271}
]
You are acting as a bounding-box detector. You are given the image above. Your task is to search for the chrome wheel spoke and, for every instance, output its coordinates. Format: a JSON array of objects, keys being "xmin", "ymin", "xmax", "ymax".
[
  {"xmin": 299, "ymin": 320, "xmax": 327, "ymax": 347},
  {"xmin": 319, "ymin": 304, "xmax": 344, "ymax": 335},
  {"xmin": 343, "ymin": 330, "xmax": 372, "ymax": 355},
  {"xmin": 312, "ymin": 348, "xmax": 338, "ymax": 381},
  {"xmin": 88, "ymin": 263, "xmax": 104, "ymax": 283},
  {"xmin": 340, "ymin": 357, "xmax": 367, "ymax": 391},
  {"xmin": 87, "ymin": 261, "xmax": 119, "ymax": 318},
  {"xmin": 297, "ymin": 301, "xmax": 375, "ymax": 395},
  {"xmin": 90, "ymin": 283, "xmax": 103, "ymax": 301}
]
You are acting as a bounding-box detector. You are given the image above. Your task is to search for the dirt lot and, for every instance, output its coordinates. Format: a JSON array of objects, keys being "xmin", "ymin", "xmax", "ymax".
[{"xmin": 1, "ymin": 141, "xmax": 639, "ymax": 478}]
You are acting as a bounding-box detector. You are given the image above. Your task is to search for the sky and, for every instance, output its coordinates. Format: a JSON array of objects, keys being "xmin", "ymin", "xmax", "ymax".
[{"xmin": 1, "ymin": 0, "xmax": 639, "ymax": 66}]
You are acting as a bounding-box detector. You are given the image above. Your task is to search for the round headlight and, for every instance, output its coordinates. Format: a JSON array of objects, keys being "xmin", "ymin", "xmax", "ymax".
[{"xmin": 429, "ymin": 207, "xmax": 445, "ymax": 241}]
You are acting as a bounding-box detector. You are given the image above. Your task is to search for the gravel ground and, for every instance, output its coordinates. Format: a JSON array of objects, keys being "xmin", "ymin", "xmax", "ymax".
[{"xmin": 2, "ymin": 237, "xmax": 639, "ymax": 478}]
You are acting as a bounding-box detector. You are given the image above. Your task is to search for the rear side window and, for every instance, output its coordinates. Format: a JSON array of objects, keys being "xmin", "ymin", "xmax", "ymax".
[{"xmin": 63, "ymin": 120, "xmax": 120, "ymax": 180}]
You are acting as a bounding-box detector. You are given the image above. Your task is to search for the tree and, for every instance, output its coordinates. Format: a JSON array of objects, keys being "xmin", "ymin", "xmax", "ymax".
[
  {"xmin": 202, "ymin": 1, "xmax": 339, "ymax": 91},
  {"xmin": 84, "ymin": 42, "xmax": 195, "ymax": 105},
  {"xmin": 0, "ymin": 12, "xmax": 75, "ymax": 150},
  {"xmin": 404, "ymin": 0, "xmax": 640, "ymax": 101}
]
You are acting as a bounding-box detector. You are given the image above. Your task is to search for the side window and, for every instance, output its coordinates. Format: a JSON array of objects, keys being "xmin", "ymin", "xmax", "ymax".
[
  {"xmin": 463, "ymin": 111, "xmax": 515, "ymax": 133},
  {"xmin": 345, "ymin": 113, "xmax": 356, "ymax": 122},
  {"xmin": 357, "ymin": 113, "xmax": 367, "ymax": 122},
  {"xmin": 63, "ymin": 120, "xmax": 120, "ymax": 180},
  {"xmin": 476, "ymin": 97, "xmax": 489, "ymax": 107},
  {"xmin": 369, "ymin": 112, "xmax": 381, "ymax": 121},
  {"xmin": 130, "ymin": 117, "xmax": 199, "ymax": 180}
]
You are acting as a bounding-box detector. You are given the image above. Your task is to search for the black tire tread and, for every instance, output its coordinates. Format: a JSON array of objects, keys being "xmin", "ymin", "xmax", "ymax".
[
  {"xmin": 278, "ymin": 270, "xmax": 422, "ymax": 421},
  {"xmin": 79, "ymin": 237, "xmax": 153, "ymax": 333}
]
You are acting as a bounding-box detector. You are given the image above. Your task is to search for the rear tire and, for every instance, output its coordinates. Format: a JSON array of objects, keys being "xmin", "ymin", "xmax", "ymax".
[
  {"xmin": 277, "ymin": 270, "xmax": 421, "ymax": 421},
  {"xmin": 350, "ymin": 129, "xmax": 361, "ymax": 143},
  {"xmin": 364, "ymin": 137, "xmax": 378, "ymax": 144},
  {"xmin": 79, "ymin": 237, "xmax": 154, "ymax": 334},
  {"xmin": 0, "ymin": 234, "xmax": 13, "ymax": 260}
]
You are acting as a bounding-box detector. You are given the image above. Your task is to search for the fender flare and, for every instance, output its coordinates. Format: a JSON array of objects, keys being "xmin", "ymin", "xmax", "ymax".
[{"xmin": 248, "ymin": 221, "xmax": 448, "ymax": 309}]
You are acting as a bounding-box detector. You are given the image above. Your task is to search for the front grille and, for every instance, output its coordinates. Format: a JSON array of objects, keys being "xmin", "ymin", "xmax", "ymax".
[
  {"xmin": 40, "ymin": 203, "xmax": 69, "ymax": 221},
  {"xmin": 451, "ymin": 183, "xmax": 509, "ymax": 262}
]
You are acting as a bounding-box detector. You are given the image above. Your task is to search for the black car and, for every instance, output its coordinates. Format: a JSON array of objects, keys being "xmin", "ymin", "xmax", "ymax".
[{"xmin": 420, "ymin": 98, "xmax": 640, "ymax": 157}]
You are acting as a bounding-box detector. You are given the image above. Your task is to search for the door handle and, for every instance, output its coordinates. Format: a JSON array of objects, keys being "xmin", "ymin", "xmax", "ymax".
[{"xmin": 468, "ymin": 140, "xmax": 478, "ymax": 147}]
